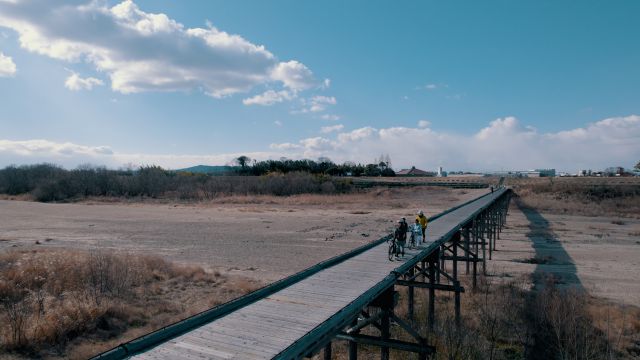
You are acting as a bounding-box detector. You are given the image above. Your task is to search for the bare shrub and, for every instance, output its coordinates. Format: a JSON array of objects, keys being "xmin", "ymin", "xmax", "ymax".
[
  {"xmin": 0, "ymin": 249, "xmax": 259, "ymax": 358},
  {"xmin": 530, "ymin": 283, "xmax": 609, "ymax": 359},
  {"xmin": 513, "ymin": 180, "xmax": 640, "ymax": 218},
  {"xmin": 0, "ymin": 281, "xmax": 30, "ymax": 348},
  {"xmin": 0, "ymin": 164, "xmax": 356, "ymax": 202}
]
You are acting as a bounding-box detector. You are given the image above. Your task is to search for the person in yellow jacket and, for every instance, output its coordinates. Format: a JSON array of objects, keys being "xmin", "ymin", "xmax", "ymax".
[{"xmin": 416, "ymin": 210, "xmax": 428, "ymax": 242}]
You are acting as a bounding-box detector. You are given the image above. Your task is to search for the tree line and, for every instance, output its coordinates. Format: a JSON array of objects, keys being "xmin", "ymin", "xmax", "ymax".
[
  {"xmin": 234, "ymin": 156, "xmax": 396, "ymax": 177},
  {"xmin": 0, "ymin": 163, "xmax": 356, "ymax": 202}
]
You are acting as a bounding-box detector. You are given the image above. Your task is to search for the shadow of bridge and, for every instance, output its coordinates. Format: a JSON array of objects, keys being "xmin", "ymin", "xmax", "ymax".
[{"xmin": 517, "ymin": 201, "xmax": 583, "ymax": 290}]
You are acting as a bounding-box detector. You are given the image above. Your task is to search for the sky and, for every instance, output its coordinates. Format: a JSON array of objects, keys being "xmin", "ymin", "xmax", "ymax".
[{"xmin": 0, "ymin": 0, "xmax": 638, "ymax": 173}]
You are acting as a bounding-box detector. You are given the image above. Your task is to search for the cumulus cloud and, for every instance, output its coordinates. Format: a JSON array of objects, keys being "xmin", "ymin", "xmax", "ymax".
[
  {"xmin": 299, "ymin": 95, "xmax": 336, "ymax": 113},
  {"xmin": 270, "ymin": 60, "xmax": 316, "ymax": 91},
  {"xmin": 64, "ymin": 71, "xmax": 104, "ymax": 91},
  {"xmin": 243, "ymin": 89, "xmax": 294, "ymax": 106},
  {"xmin": 320, "ymin": 124, "xmax": 344, "ymax": 133},
  {"xmin": 0, "ymin": 51, "xmax": 16, "ymax": 77},
  {"xmin": 321, "ymin": 114, "xmax": 340, "ymax": 121},
  {"xmin": 0, "ymin": 139, "xmax": 113, "ymax": 166},
  {"xmin": 0, "ymin": 138, "xmax": 274, "ymax": 169},
  {"xmin": 2, "ymin": 116, "xmax": 638, "ymax": 172},
  {"xmin": 417, "ymin": 120, "xmax": 431, "ymax": 128},
  {"xmin": 0, "ymin": 0, "xmax": 319, "ymax": 98},
  {"xmin": 269, "ymin": 115, "xmax": 640, "ymax": 172}
]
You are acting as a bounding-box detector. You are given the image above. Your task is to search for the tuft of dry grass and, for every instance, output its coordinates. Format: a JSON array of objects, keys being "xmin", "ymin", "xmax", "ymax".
[
  {"xmin": 513, "ymin": 180, "xmax": 640, "ymax": 218},
  {"xmin": 0, "ymin": 249, "xmax": 260, "ymax": 359}
]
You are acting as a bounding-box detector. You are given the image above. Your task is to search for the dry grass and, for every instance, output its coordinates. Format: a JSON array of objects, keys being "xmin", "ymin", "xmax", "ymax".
[
  {"xmin": 311, "ymin": 272, "xmax": 639, "ymax": 360},
  {"xmin": 0, "ymin": 249, "xmax": 260, "ymax": 359},
  {"xmin": 512, "ymin": 179, "xmax": 640, "ymax": 218},
  {"xmin": 79, "ymin": 186, "xmax": 460, "ymax": 210}
]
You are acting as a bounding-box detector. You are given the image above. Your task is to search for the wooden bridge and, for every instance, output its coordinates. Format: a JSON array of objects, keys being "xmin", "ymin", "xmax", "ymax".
[{"xmin": 94, "ymin": 188, "xmax": 512, "ymax": 359}]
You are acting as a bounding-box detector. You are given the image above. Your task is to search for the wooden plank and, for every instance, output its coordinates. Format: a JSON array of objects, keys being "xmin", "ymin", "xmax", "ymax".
[
  {"xmin": 184, "ymin": 328, "xmax": 285, "ymax": 354},
  {"xmin": 227, "ymin": 311, "xmax": 317, "ymax": 333},
  {"xmin": 189, "ymin": 327, "xmax": 292, "ymax": 354},
  {"xmin": 264, "ymin": 294, "xmax": 348, "ymax": 308},
  {"xmin": 211, "ymin": 318, "xmax": 311, "ymax": 342},
  {"xmin": 181, "ymin": 331, "xmax": 282, "ymax": 356},
  {"xmin": 236, "ymin": 305, "xmax": 328, "ymax": 326}
]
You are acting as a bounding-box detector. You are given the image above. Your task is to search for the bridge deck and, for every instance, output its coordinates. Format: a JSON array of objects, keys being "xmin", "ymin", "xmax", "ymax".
[{"xmin": 134, "ymin": 189, "xmax": 505, "ymax": 359}]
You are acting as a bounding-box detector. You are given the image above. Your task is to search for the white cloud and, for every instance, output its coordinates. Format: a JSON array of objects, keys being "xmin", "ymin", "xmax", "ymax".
[
  {"xmin": 300, "ymin": 95, "xmax": 336, "ymax": 113},
  {"xmin": 269, "ymin": 142, "xmax": 301, "ymax": 151},
  {"xmin": 0, "ymin": 51, "xmax": 16, "ymax": 77},
  {"xmin": 242, "ymin": 89, "xmax": 294, "ymax": 106},
  {"xmin": 64, "ymin": 71, "xmax": 104, "ymax": 91},
  {"xmin": 0, "ymin": 139, "xmax": 113, "ymax": 158},
  {"xmin": 2, "ymin": 116, "xmax": 638, "ymax": 172},
  {"xmin": 425, "ymin": 84, "xmax": 437, "ymax": 90},
  {"xmin": 0, "ymin": 0, "xmax": 318, "ymax": 98},
  {"xmin": 274, "ymin": 120, "xmax": 283, "ymax": 127},
  {"xmin": 320, "ymin": 124, "xmax": 344, "ymax": 133},
  {"xmin": 270, "ymin": 60, "xmax": 316, "ymax": 91},
  {"xmin": 320, "ymin": 114, "xmax": 340, "ymax": 121},
  {"xmin": 269, "ymin": 115, "xmax": 640, "ymax": 172},
  {"xmin": 417, "ymin": 120, "xmax": 431, "ymax": 128}
]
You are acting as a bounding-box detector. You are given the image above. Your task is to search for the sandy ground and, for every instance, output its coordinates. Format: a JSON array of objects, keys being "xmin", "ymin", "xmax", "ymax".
[
  {"xmin": 1, "ymin": 186, "xmax": 638, "ymax": 306},
  {"xmin": 0, "ymin": 187, "xmax": 483, "ymax": 282},
  {"xmin": 490, "ymin": 202, "xmax": 640, "ymax": 306}
]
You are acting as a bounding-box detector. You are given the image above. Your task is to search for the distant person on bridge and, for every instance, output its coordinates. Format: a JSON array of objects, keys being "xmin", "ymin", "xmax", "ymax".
[
  {"xmin": 393, "ymin": 218, "xmax": 408, "ymax": 257},
  {"xmin": 416, "ymin": 210, "xmax": 428, "ymax": 242},
  {"xmin": 411, "ymin": 218, "xmax": 423, "ymax": 246}
]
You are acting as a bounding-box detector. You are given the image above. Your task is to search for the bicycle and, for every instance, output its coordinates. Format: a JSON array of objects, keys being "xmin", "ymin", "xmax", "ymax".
[
  {"xmin": 387, "ymin": 237, "xmax": 399, "ymax": 261},
  {"xmin": 408, "ymin": 231, "xmax": 416, "ymax": 249}
]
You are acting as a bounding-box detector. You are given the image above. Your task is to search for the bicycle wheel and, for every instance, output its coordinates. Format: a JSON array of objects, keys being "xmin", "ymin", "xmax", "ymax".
[{"xmin": 388, "ymin": 242, "xmax": 395, "ymax": 261}]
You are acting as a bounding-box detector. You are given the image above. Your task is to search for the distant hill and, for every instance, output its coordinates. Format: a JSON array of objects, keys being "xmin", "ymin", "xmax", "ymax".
[{"xmin": 174, "ymin": 165, "xmax": 238, "ymax": 174}]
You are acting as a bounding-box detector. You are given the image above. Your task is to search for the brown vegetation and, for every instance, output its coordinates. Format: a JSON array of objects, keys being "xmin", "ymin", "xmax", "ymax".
[
  {"xmin": 0, "ymin": 249, "xmax": 260, "ymax": 359},
  {"xmin": 511, "ymin": 179, "xmax": 640, "ymax": 218},
  {"xmin": 0, "ymin": 164, "xmax": 355, "ymax": 202},
  {"xmin": 315, "ymin": 274, "xmax": 639, "ymax": 359}
]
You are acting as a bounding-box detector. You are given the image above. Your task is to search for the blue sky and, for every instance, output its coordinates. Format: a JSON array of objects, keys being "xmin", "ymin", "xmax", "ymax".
[{"xmin": 0, "ymin": 0, "xmax": 638, "ymax": 172}]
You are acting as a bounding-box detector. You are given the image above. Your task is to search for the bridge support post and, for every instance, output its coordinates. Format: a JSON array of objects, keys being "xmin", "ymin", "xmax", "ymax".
[
  {"xmin": 348, "ymin": 318, "xmax": 358, "ymax": 360},
  {"xmin": 435, "ymin": 246, "xmax": 442, "ymax": 284},
  {"xmin": 452, "ymin": 232, "xmax": 461, "ymax": 329},
  {"xmin": 464, "ymin": 226, "xmax": 470, "ymax": 275},
  {"xmin": 488, "ymin": 208, "xmax": 493, "ymax": 260},
  {"xmin": 492, "ymin": 208, "xmax": 497, "ymax": 252},
  {"xmin": 428, "ymin": 252, "xmax": 437, "ymax": 331},
  {"xmin": 374, "ymin": 289, "xmax": 394, "ymax": 360},
  {"xmin": 408, "ymin": 268, "xmax": 415, "ymax": 321},
  {"xmin": 481, "ymin": 213, "xmax": 487, "ymax": 275},
  {"xmin": 323, "ymin": 342, "xmax": 331, "ymax": 360},
  {"xmin": 472, "ymin": 219, "xmax": 478, "ymax": 291}
]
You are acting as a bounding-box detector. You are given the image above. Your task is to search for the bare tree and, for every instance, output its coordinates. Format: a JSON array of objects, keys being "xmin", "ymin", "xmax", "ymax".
[{"xmin": 235, "ymin": 156, "xmax": 251, "ymax": 169}]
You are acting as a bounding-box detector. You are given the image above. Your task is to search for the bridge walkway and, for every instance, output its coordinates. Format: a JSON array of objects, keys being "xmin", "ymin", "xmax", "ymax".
[{"xmin": 129, "ymin": 189, "xmax": 507, "ymax": 359}]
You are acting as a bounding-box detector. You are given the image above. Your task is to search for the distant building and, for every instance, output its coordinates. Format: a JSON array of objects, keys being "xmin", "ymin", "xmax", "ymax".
[
  {"xmin": 604, "ymin": 167, "xmax": 625, "ymax": 176},
  {"xmin": 535, "ymin": 169, "xmax": 556, "ymax": 177},
  {"xmin": 397, "ymin": 166, "xmax": 435, "ymax": 177}
]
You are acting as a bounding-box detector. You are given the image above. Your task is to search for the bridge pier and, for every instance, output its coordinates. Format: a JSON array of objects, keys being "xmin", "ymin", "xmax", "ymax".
[
  {"xmin": 337, "ymin": 288, "xmax": 433, "ymax": 360},
  {"xmin": 408, "ymin": 267, "xmax": 415, "ymax": 320},
  {"xmin": 323, "ymin": 342, "xmax": 331, "ymax": 360}
]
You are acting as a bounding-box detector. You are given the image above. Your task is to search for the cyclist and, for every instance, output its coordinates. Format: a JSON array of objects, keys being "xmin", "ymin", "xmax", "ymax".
[
  {"xmin": 397, "ymin": 218, "xmax": 408, "ymax": 257},
  {"xmin": 411, "ymin": 218, "xmax": 423, "ymax": 247},
  {"xmin": 416, "ymin": 210, "xmax": 428, "ymax": 242}
]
